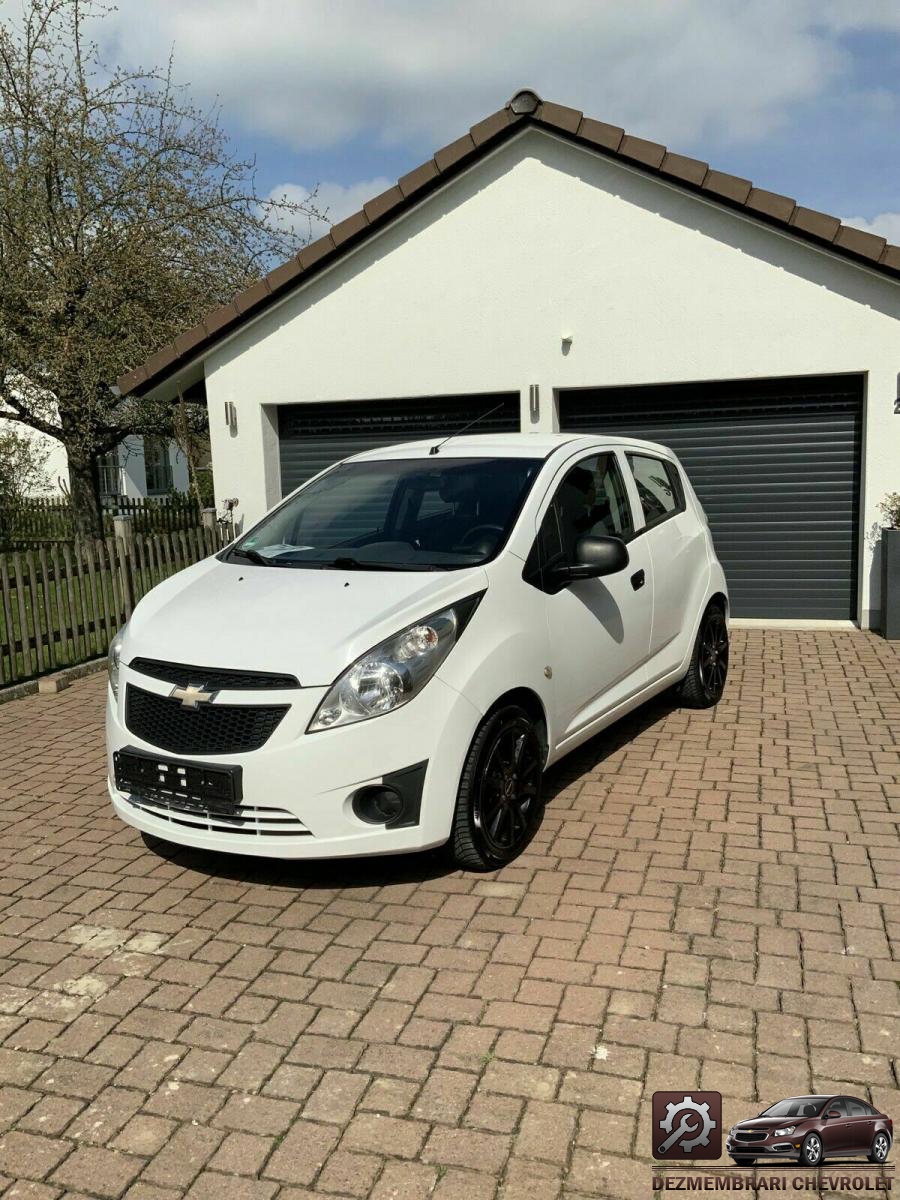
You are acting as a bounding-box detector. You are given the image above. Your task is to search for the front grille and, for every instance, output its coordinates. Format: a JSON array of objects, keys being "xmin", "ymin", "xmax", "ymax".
[
  {"xmin": 129, "ymin": 658, "xmax": 299, "ymax": 690},
  {"xmin": 126, "ymin": 794, "xmax": 311, "ymax": 838},
  {"xmin": 126, "ymin": 685, "xmax": 288, "ymax": 755},
  {"xmin": 735, "ymin": 1132, "xmax": 767, "ymax": 1143}
]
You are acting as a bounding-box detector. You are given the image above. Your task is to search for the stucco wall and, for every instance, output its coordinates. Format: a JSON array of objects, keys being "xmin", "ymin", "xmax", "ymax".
[{"xmin": 203, "ymin": 127, "xmax": 900, "ymax": 627}]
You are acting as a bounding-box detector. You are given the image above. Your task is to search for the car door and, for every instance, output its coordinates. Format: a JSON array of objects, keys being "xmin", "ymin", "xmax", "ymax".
[
  {"xmin": 845, "ymin": 1098, "xmax": 875, "ymax": 1154},
  {"xmin": 820, "ymin": 1098, "xmax": 851, "ymax": 1156},
  {"xmin": 626, "ymin": 452, "xmax": 708, "ymax": 677},
  {"xmin": 527, "ymin": 450, "xmax": 652, "ymax": 743}
]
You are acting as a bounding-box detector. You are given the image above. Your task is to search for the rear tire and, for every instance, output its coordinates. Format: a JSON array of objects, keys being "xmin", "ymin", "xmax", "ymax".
[
  {"xmin": 869, "ymin": 1132, "xmax": 890, "ymax": 1164},
  {"xmin": 447, "ymin": 705, "xmax": 545, "ymax": 872},
  {"xmin": 677, "ymin": 602, "xmax": 729, "ymax": 708}
]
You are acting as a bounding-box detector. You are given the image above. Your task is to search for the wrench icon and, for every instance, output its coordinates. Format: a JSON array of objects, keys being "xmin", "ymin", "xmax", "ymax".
[{"xmin": 658, "ymin": 1114, "xmax": 700, "ymax": 1155}]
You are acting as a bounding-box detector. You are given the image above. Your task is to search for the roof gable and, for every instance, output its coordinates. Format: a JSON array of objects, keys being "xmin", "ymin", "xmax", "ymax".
[{"xmin": 118, "ymin": 88, "xmax": 900, "ymax": 398}]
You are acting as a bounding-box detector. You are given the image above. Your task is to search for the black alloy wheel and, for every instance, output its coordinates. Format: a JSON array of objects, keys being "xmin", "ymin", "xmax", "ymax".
[
  {"xmin": 678, "ymin": 603, "xmax": 729, "ymax": 708},
  {"xmin": 449, "ymin": 705, "xmax": 545, "ymax": 871}
]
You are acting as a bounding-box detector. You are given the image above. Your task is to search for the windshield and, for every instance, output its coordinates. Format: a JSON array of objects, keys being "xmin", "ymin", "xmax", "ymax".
[
  {"xmin": 759, "ymin": 1098, "xmax": 829, "ymax": 1119},
  {"xmin": 227, "ymin": 456, "xmax": 542, "ymax": 570}
]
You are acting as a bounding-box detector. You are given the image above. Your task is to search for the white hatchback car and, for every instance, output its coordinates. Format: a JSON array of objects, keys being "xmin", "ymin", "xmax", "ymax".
[{"xmin": 106, "ymin": 433, "xmax": 728, "ymax": 871}]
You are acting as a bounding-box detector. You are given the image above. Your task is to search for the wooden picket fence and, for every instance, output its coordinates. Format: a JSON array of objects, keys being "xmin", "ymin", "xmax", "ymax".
[
  {"xmin": 0, "ymin": 523, "xmax": 232, "ymax": 687},
  {"xmin": 0, "ymin": 494, "xmax": 204, "ymax": 549}
]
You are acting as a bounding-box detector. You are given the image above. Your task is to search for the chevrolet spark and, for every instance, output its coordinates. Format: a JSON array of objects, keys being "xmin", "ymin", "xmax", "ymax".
[{"xmin": 106, "ymin": 433, "xmax": 729, "ymax": 871}]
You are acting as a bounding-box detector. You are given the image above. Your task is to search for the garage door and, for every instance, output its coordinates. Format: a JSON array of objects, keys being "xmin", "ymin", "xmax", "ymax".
[
  {"xmin": 559, "ymin": 375, "xmax": 862, "ymax": 619},
  {"xmin": 278, "ymin": 393, "xmax": 520, "ymax": 495}
]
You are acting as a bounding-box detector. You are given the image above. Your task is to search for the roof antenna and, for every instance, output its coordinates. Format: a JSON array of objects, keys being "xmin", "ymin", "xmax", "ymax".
[{"xmin": 429, "ymin": 402, "xmax": 506, "ymax": 455}]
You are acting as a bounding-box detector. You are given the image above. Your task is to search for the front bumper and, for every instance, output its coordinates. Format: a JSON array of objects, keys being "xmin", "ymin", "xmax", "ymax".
[
  {"xmin": 727, "ymin": 1138, "xmax": 800, "ymax": 1159},
  {"xmin": 106, "ymin": 665, "xmax": 483, "ymax": 859}
]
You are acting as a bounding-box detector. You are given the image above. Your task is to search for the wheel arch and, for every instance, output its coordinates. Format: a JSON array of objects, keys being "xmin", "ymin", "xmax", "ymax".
[
  {"xmin": 709, "ymin": 590, "xmax": 728, "ymax": 615},
  {"xmin": 485, "ymin": 687, "xmax": 549, "ymax": 765}
]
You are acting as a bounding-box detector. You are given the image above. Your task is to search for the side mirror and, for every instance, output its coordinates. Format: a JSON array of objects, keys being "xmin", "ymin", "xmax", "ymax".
[
  {"xmin": 826, "ymin": 1111, "xmax": 841, "ymax": 1120},
  {"xmin": 560, "ymin": 535, "xmax": 629, "ymax": 583}
]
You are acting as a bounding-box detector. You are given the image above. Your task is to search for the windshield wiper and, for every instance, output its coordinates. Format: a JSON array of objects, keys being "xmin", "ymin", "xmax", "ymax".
[
  {"xmin": 322, "ymin": 556, "xmax": 416, "ymax": 571},
  {"xmin": 229, "ymin": 547, "xmax": 274, "ymax": 567}
]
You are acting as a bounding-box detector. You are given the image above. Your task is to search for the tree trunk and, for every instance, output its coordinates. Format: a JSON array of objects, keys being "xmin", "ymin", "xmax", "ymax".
[{"xmin": 67, "ymin": 446, "xmax": 104, "ymax": 539}]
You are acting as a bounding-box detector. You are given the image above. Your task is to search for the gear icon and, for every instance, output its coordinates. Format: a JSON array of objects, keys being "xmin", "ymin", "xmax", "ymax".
[{"xmin": 659, "ymin": 1094, "xmax": 716, "ymax": 1153}]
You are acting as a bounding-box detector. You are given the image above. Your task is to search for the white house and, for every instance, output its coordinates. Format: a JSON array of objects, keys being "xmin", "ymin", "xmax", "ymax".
[
  {"xmin": 0, "ymin": 416, "xmax": 189, "ymax": 500},
  {"xmin": 116, "ymin": 90, "xmax": 900, "ymax": 628}
]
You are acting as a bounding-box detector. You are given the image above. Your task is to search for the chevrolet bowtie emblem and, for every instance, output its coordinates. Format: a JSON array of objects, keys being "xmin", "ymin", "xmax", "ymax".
[{"xmin": 170, "ymin": 683, "xmax": 216, "ymax": 709}]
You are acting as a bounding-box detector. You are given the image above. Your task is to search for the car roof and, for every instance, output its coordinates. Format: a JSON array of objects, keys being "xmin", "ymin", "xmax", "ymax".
[{"xmin": 345, "ymin": 432, "xmax": 676, "ymax": 463}]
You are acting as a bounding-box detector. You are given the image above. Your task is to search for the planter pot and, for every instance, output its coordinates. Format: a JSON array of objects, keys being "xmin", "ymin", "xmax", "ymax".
[{"xmin": 882, "ymin": 528, "xmax": 900, "ymax": 640}]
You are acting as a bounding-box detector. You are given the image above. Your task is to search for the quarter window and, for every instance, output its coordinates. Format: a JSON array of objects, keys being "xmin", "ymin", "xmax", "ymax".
[{"xmin": 627, "ymin": 454, "xmax": 683, "ymax": 527}]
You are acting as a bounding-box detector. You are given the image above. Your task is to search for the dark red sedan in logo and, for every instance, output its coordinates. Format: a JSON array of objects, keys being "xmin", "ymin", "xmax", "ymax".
[{"xmin": 727, "ymin": 1095, "xmax": 892, "ymax": 1167}]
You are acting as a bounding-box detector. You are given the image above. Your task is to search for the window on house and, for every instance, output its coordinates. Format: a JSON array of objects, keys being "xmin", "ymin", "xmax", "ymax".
[
  {"xmin": 144, "ymin": 437, "xmax": 173, "ymax": 495},
  {"xmin": 97, "ymin": 450, "xmax": 120, "ymax": 498}
]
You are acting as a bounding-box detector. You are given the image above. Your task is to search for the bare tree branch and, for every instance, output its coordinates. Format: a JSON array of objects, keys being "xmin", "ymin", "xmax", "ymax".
[{"xmin": 0, "ymin": 0, "xmax": 324, "ymax": 533}]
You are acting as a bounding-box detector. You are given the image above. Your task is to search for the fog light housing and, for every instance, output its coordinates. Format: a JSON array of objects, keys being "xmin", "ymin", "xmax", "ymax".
[
  {"xmin": 349, "ymin": 761, "xmax": 428, "ymax": 830},
  {"xmin": 353, "ymin": 786, "xmax": 403, "ymax": 825}
]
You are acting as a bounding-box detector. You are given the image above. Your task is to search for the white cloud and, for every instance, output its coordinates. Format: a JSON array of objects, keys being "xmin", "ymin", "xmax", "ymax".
[
  {"xmin": 93, "ymin": 0, "xmax": 900, "ymax": 154},
  {"xmin": 269, "ymin": 178, "xmax": 394, "ymax": 240},
  {"xmin": 842, "ymin": 213, "xmax": 900, "ymax": 244}
]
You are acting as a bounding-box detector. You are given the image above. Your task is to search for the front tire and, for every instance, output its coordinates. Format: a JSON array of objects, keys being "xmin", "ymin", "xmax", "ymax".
[
  {"xmin": 869, "ymin": 1132, "xmax": 890, "ymax": 1164},
  {"xmin": 677, "ymin": 602, "xmax": 729, "ymax": 708},
  {"xmin": 447, "ymin": 705, "xmax": 545, "ymax": 872},
  {"xmin": 730, "ymin": 1158, "xmax": 754, "ymax": 1166},
  {"xmin": 799, "ymin": 1133, "xmax": 823, "ymax": 1167}
]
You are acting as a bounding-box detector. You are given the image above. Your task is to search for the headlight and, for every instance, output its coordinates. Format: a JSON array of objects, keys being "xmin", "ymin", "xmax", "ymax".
[
  {"xmin": 774, "ymin": 1126, "xmax": 795, "ymax": 1137},
  {"xmin": 308, "ymin": 593, "xmax": 483, "ymax": 732},
  {"xmin": 108, "ymin": 629, "xmax": 125, "ymax": 699}
]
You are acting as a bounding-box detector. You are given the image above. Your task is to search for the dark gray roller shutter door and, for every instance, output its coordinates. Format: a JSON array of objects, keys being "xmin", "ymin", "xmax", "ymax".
[
  {"xmin": 278, "ymin": 394, "xmax": 520, "ymax": 495},
  {"xmin": 559, "ymin": 375, "xmax": 862, "ymax": 620}
]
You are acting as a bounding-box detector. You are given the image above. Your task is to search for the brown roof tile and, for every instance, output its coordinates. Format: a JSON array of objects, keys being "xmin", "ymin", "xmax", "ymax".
[
  {"xmin": 203, "ymin": 302, "xmax": 241, "ymax": 338},
  {"xmin": 173, "ymin": 325, "xmax": 208, "ymax": 358},
  {"xmin": 789, "ymin": 206, "xmax": 841, "ymax": 242},
  {"xmin": 660, "ymin": 152, "xmax": 708, "ymax": 186},
  {"xmin": 470, "ymin": 108, "xmax": 514, "ymax": 146},
  {"xmin": 539, "ymin": 101, "xmax": 582, "ymax": 135},
  {"xmin": 746, "ymin": 188, "xmax": 796, "ymax": 223},
  {"xmin": 434, "ymin": 133, "xmax": 477, "ymax": 172},
  {"xmin": 234, "ymin": 278, "xmax": 271, "ymax": 314},
  {"xmin": 363, "ymin": 186, "xmax": 405, "ymax": 225},
  {"xmin": 144, "ymin": 344, "xmax": 178, "ymax": 377},
  {"xmin": 398, "ymin": 159, "xmax": 440, "ymax": 197},
  {"xmin": 577, "ymin": 117, "xmax": 624, "ymax": 151},
  {"xmin": 833, "ymin": 224, "xmax": 887, "ymax": 261},
  {"xmin": 619, "ymin": 134, "xmax": 666, "ymax": 169},
  {"xmin": 118, "ymin": 88, "xmax": 900, "ymax": 397},
  {"xmin": 298, "ymin": 233, "xmax": 336, "ymax": 270},
  {"xmin": 266, "ymin": 255, "xmax": 304, "ymax": 292},
  {"xmin": 702, "ymin": 170, "xmax": 752, "ymax": 204},
  {"xmin": 330, "ymin": 209, "xmax": 370, "ymax": 247}
]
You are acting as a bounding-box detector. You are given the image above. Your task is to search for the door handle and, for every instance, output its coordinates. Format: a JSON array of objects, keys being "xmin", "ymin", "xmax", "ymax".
[{"xmin": 630, "ymin": 569, "xmax": 645, "ymax": 591}]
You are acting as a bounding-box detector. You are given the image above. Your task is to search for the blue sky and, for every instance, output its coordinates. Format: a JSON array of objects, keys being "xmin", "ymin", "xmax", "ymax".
[{"xmin": 95, "ymin": 1, "xmax": 900, "ymax": 242}]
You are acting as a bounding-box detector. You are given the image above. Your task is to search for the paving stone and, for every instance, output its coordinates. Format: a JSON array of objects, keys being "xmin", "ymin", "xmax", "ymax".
[{"xmin": 0, "ymin": 633, "xmax": 896, "ymax": 1198}]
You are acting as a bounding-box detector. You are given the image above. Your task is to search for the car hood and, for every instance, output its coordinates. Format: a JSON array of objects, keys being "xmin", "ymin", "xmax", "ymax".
[
  {"xmin": 122, "ymin": 556, "xmax": 489, "ymax": 687},
  {"xmin": 733, "ymin": 1117, "xmax": 807, "ymax": 1131}
]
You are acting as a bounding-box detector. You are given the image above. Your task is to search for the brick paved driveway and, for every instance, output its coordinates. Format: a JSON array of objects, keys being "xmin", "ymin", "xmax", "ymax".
[{"xmin": 0, "ymin": 630, "xmax": 897, "ymax": 1199}]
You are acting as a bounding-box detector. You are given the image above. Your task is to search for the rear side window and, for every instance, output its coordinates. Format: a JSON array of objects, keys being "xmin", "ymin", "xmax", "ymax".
[
  {"xmin": 627, "ymin": 454, "xmax": 684, "ymax": 528},
  {"xmin": 847, "ymin": 1100, "xmax": 867, "ymax": 1117}
]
